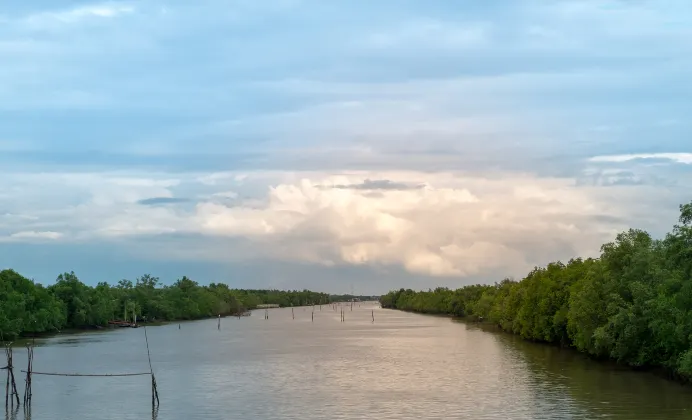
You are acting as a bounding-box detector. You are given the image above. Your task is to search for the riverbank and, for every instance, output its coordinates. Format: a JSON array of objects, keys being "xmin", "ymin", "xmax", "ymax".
[
  {"xmin": 0, "ymin": 268, "xmax": 329, "ymax": 340},
  {"xmin": 379, "ymin": 201, "xmax": 692, "ymax": 384},
  {"xmin": 384, "ymin": 306, "xmax": 692, "ymax": 386},
  {"xmin": 4, "ymin": 312, "xmax": 256, "ymax": 346}
]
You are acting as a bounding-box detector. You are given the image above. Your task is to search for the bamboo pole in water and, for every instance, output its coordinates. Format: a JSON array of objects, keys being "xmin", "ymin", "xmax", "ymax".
[
  {"xmin": 292, "ymin": 307, "xmax": 294, "ymax": 320},
  {"xmin": 4, "ymin": 345, "xmax": 20, "ymax": 409},
  {"xmin": 143, "ymin": 326, "xmax": 160, "ymax": 409},
  {"xmin": 22, "ymin": 345, "xmax": 32, "ymax": 407},
  {"xmin": 4, "ymin": 346, "xmax": 9, "ymax": 409}
]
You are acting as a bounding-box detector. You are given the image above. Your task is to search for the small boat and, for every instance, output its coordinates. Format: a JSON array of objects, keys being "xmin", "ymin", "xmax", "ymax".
[{"xmin": 107, "ymin": 303, "xmax": 140, "ymax": 328}]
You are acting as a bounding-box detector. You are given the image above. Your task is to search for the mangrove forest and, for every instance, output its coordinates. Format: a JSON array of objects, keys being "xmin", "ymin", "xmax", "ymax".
[
  {"xmin": 0, "ymin": 270, "xmax": 329, "ymax": 339},
  {"xmin": 380, "ymin": 201, "xmax": 692, "ymax": 381}
]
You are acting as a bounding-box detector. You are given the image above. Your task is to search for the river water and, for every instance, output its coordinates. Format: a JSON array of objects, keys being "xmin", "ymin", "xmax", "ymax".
[{"xmin": 3, "ymin": 303, "xmax": 691, "ymax": 420}]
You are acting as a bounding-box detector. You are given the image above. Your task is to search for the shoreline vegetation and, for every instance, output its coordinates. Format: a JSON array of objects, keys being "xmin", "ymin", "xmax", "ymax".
[
  {"xmin": 0, "ymin": 270, "xmax": 331, "ymax": 340},
  {"xmin": 380, "ymin": 202, "xmax": 692, "ymax": 383}
]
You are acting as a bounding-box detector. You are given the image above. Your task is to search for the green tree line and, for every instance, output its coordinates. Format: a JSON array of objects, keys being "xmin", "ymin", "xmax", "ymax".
[
  {"xmin": 0, "ymin": 270, "xmax": 329, "ymax": 339},
  {"xmin": 380, "ymin": 202, "xmax": 692, "ymax": 381}
]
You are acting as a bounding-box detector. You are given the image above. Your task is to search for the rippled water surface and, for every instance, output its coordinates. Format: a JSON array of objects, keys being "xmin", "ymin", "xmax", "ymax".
[{"xmin": 4, "ymin": 303, "xmax": 692, "ymax": 419}]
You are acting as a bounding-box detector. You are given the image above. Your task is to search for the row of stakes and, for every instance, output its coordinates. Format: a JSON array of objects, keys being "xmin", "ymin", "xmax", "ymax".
[
  {"xmin": 271, "ymin": 303, "xmax": 375, "ymax": 323},
  {"xmin": 213, "ymin": 303, "xmax": 377, "ymax": 326}
]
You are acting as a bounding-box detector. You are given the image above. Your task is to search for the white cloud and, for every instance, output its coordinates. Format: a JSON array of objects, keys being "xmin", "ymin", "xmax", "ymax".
[
  {"xmin": 4, "ymin": 168, "xmax": 681, "ymax": 278},
  {"xmin": 23, "ymin": 3, "xmax": 135, "ymax": 28},
  {"xmin": 364, "ymin": 19, "xmax": 491, "ymax": 50},
  {"xmin": 7, "ymin": 231, "xmax": 63, "ymax": 240},
  {"xmin": 589, "ymin": 153, "xmax": 692, "ymax": 165},
  {"xmin": 152, "ymin": 171, "xmax": 683, "ymax": 276}
]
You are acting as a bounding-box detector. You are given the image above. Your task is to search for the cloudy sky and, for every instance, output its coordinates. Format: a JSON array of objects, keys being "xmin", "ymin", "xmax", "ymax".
[{"xmin": 1, "ymin": 0, "xmax": 690, "ymax": 293}]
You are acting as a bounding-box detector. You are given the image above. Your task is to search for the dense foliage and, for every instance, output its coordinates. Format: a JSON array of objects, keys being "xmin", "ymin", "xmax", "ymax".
[
  {"xmin": 381, "ymin": 202, "xmax": 692, "ymax": 381},
  {"xmin": 0, "ymin": 271, "xmax": 329, "ymax": 339}
]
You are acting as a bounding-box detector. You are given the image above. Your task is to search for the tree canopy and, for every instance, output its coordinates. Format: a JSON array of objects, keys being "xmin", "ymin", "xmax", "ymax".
[{"xmin": 0, "ymin": 271, "xmax": 329, "ymax": 339}]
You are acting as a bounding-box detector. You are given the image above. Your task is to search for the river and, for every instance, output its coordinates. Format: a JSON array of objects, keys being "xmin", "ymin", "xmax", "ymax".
[{"xmin": 3, "ymin": 303, "xmax": 691, "ymax": 419}]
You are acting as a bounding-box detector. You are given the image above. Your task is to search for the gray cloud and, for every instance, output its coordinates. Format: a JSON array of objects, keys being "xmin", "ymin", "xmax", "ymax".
[
  {"xmin": 330, "ymin": 179, "xmax": 425, "ymax": 191},
  {"xmin": 137, "ymin": 197, "xmax": 191, "ymax": 206}
]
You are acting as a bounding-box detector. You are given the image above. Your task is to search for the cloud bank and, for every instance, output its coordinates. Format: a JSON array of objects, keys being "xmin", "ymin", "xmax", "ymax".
[{"xmin": 0, "ymin": 0, "xmax": 690, "ymax": 292}]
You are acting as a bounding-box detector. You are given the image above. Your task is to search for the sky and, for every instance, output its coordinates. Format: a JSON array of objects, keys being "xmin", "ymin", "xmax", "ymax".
[{"xmin": 1, "ymin": 0, "xmax": 691, "ymax": 294}]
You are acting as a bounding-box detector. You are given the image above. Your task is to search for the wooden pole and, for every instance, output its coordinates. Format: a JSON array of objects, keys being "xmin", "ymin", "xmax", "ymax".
[
  {"xmin": 151, "ymin": 374, "xmax": 159, "ymax": 408},
  {"xmin": 143, "ymin": 326, "xmax": 160, "ymax": 409},
  {"xmin": 217, "ymin": 314, "xmax": 221, "ymax": 330},
  {"xmin": 372, "ymin": 310, "xmax": 374, "ymax": 323},
  {"xmin": 22, "ymin": 345, "xmax": 31, "ymax": 407},
  {"xmin": 15, "ymin": 345, "xmax": 22, "ymax": 407},
  {"xmin": 5, "ymin": 346, "xmax": 11, "ymax": 409},
  {"xmin": 5, "ymin": 346, "xmax": 9, "ymax": 409},
  {"xmin": 292, "ymin": 307, "xmax": 294, "ymax": 320}
]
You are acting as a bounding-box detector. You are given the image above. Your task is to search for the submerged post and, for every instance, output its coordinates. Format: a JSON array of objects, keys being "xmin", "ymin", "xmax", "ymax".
[
  {"xmin": 292, "ymin": 307, "xmax": 294, "ymax": 320},
  {"xmin": 22, "ymin": 344, "xmax": 33, "ymax": 407},
  {"xmin": 218, "ymin": 314, "xmax": 221, "ymax": 330},
  {"xmin": 4, "ymin": 344, "xmax": 20, "ymax": 409},
  {"xmin": 144, "ymin": 326, "xmax": 160, "ymax": 410},
  {"xmin": 4, "ymin": 345, "xmax": 9, "ymax": 409},
  {"xmin": 372, "ymin": 310, "xmax": 374, "ymax": 323}
]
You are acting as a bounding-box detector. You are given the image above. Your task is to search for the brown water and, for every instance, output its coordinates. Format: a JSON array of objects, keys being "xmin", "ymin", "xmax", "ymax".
[{"xmin": 3, "ymin": 303, "xmax": 691, "ymax": 419}]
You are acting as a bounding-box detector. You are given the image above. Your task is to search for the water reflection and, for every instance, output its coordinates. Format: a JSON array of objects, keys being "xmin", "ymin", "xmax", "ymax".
[
  {"xmin": 4, "ymin": 407, "xmax": 20, "ymax": 420},
  {"xmin": 4, "ymin": 405, "xmax": 162, "ymax": 420},
  {"xmin": 2, "ymin": 305, "xmax": 691, "ymax": 419},
  {"xmin": 466, "ymin": 323, "xmax": 692, "ymax": 419}
]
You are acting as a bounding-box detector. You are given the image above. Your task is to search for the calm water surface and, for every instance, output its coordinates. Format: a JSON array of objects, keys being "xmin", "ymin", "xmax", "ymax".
[{"xmin": 4, "ymin": 303, "xmax": 691, "ymax": 419}]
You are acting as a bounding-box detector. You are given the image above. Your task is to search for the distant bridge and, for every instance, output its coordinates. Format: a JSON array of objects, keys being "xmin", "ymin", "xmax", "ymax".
[{"xmin": 256, "ymin": 304, "xmax": 280, "ymax": 309}]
